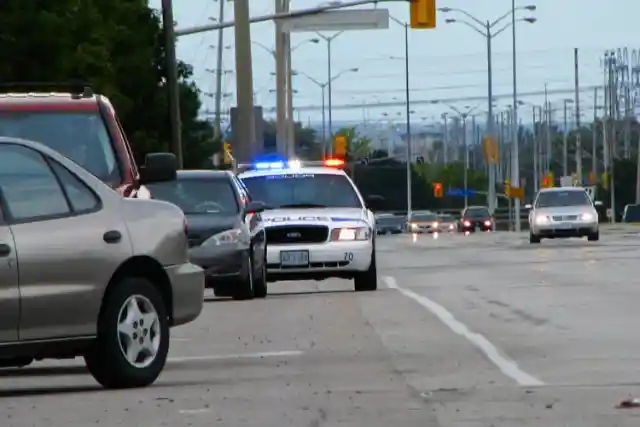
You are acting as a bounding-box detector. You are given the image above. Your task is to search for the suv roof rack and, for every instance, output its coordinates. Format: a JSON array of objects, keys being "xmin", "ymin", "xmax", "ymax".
[{"xmin": 0, "ymin": 81, "xmax": 94, "ymax": 98}]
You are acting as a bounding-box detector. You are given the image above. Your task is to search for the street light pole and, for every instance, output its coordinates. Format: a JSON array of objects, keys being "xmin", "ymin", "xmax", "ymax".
[
  {"xmin": 317, "ymin": 32, "xmax": 343, "ymax": 156},
  {"xmin": 403, "ymin": 22, "xmax": 412, "ymax": 221},
  {"xmin": 485, "ymin": 20, "xmax": 496, "ymax": 213},
  {"xmin": 462, "ymin": 114, "xmax": 468, "ymax": 208},
  {"xmin": 510, "ymin": 0, "xmax": 521, "ymax": 231},
  {"xmin": 440, "ymin": 4, "xmax": 536, "ymax": 220},
  {"xmin": 297, "ymin": 69, "xmax": 354, "ymax": 157}
]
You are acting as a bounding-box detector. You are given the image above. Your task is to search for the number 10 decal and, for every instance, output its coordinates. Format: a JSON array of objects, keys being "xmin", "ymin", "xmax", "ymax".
[{"xmin": 344, "ymin": 252, "xmax": 354, "ymax": 261}]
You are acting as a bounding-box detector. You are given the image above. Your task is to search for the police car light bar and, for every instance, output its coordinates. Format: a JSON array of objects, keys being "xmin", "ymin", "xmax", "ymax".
[
  {"xmin": 324, "ymin": 158, "xmax": 344, "ymax": 167},
  {"xmin": 237, "ymin": 158, "xmax": 344, "ymax": 171}
]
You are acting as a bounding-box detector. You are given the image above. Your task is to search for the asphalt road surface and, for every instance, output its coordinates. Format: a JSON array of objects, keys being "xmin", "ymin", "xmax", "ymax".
[{"xmin": 4, "ymin": 230, "xmax": 640, "ymax": 426}]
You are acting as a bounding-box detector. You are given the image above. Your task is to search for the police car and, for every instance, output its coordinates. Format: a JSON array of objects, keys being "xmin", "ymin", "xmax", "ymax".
[{"xmin": 237, "ymin": 158, "xmax": 377, "ymax": 292}]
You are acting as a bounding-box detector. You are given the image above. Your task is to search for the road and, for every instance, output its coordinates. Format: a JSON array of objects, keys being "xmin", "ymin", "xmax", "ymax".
[{"xmin": 4, "ymin": 230, "xmax": 640, "ymax": 426}]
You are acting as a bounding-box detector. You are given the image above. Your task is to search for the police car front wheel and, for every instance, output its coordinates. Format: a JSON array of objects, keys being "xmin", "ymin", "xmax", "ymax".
[{"xmin": 354, "ymin": 250, "xmax": 377, "ymax": 292}]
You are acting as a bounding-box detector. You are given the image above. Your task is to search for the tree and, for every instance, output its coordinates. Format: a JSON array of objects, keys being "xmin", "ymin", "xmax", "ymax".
[
  {"xmin": 261, "ymin": 119, "xmax": 319, "ymax": 158},
  {"xmin": 334, "ymin": 126, "xmax": 372, "ymax": 161},
  {"xmin": 0, "ymin": 0, "xmax": 211, "ymax": 167}
]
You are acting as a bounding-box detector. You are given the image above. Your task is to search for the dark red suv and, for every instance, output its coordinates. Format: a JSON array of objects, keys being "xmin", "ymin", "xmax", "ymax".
[{"xmin": 0, "ymin": 83, "xmax": 167, "ymax": 196}]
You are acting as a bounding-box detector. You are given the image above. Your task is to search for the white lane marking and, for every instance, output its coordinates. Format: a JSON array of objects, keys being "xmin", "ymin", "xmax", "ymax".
[
  {"xmin": 179, "ymin": 408, "xmax": 211, "ymax": 415},
  {"xmin": 172, "ymin": 338, "xmax": 191, "ymax": 342},
  {"xmin": 383, "ymin": 276, "xmax": 544, "ymax": 387},
  {"xmin": 168, "ymin": 350, "xmax": 304, "ymax": 363}
]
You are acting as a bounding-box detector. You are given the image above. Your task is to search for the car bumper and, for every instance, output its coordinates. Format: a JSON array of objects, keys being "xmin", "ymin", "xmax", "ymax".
[
  {"xmin": 164, "ymin": 262, "xmax": 205, "ymax": 327},
  {"xmin": 533, "ymin": 221, "xmax": 598, "ymax": 236},
  {"xmin": 460, "ymin": 221, "xmax": 493, "ymax": 231},
  {"xmin": 266, "ymin": 240, "xmax": 373, "ymax": 275},
  {"xmin": 377, "ymin": 228, "xmax": 403, "ymax": 234},
  {"xmin": 189, "ymin": 246, "xmax": 246, "ymax": 287}
]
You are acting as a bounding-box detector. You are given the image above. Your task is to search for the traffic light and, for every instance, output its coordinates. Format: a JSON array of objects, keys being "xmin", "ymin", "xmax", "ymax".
[
  {"xmin": 433, "ymin": 182, "xmax": 443, "ymax": 198},
  {"xmin": 504, "ymin": 179, "xmax": 511, "ymax": 197},
  {"xmin": 542, "ymin": 172, "xmax": 554, "ymax": 188},
  {"xmin": 410, "ymin": 0, "xmax": 436, "ymax": 29},
  {"xmin": 334, "ymin": 135, "xmax": 347, "ymax": 157},
  {"xmin": 223, "ymin": 141, "xmax": 232, "ymax": 164}
]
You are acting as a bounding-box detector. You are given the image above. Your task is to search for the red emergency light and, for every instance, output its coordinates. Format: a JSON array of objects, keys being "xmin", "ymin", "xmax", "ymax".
[{"xmin": 324, "ymin": 158, "xmax": 345, "ymax": 168}]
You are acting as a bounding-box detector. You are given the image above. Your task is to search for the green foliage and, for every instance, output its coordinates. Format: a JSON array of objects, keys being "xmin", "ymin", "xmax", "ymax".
[
  {"xmin": 0, "ymin": 0, "xmax": 213, "ymax": 168},
  {"xmin": 335, "ymin": 126, "xmax": 372, "ymax": 160}
]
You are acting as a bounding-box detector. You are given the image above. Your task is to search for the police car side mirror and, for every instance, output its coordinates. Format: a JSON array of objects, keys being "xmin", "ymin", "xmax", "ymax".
[
  {"xmin": 524, "ymin": 204, "xmax": 532, "ymax": 209},
  {"xmin": 594, "ymin": 200, "xmax": 603, "ymax": 207},
  {"xmin": 244, "ymin": 201, "xmax": 265, "ymax": 216}
]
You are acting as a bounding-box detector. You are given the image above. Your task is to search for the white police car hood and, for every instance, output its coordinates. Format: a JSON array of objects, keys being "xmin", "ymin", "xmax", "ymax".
[{"xmin": 262, "ymin": 208, "xmax": 370, "ymax": 228}]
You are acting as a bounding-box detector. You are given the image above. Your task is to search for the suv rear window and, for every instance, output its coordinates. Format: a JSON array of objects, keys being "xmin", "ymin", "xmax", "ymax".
[{"xmin": 0, "ymin": 111, "xmax": 120, "ymax": 184}]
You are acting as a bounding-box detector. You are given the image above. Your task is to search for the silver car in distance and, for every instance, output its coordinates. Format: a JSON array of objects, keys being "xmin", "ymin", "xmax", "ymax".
[{"xmin": 526, "ymin": 187, "xmax": 603, "ymax": 244}]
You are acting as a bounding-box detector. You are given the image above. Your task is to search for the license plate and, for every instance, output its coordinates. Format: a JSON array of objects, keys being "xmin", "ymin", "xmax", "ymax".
[
  {"xmin": 557, "ymin": 222, "xmax": 572, "ymax": 229},
  {"xmin": 280, "ymin": 250, "xmax": 309, "ymax": 266}
]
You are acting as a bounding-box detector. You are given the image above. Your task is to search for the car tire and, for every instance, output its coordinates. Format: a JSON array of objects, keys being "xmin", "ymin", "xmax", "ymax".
[
  {"xmin": 529, "ymin": 232, "xmax": 541, "ymax": 244},
  {"xmin": 84, "ymin": 277, "xmax": 169, "ymax": 389},
  {"xmin": 233, "ymin": 251, "xmax": 254, "ymax": 300},
  {"xmin": 587, "ymin": 230, "xmax": 599, "ymax": 241},
  {"xmin": 253, "ymin": 250, "xmax": 267, "ymax": 299},
  {"xmin": 354, "ymin": 243, "xmax": 377, "ymax": 292}
]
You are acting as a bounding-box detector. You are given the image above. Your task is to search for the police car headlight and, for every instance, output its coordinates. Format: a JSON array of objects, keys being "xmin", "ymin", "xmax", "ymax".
[
  {"xmin": 203, "ymin": 229, "xmax": 243, "ymax": 246},
  {"xmin": 330, "ymin": 227, "xmax": 370, "ymax": 241}
]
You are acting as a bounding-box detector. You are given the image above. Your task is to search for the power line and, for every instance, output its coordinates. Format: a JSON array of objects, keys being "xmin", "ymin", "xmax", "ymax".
[{"xmin": 291, "ymin": 85, "xmax": 602, "ymax": 112}]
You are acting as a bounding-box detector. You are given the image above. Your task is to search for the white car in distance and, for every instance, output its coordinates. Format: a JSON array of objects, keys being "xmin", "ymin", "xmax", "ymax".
[{"xmin": 526, "ymin": 186, "xmax": 603, "ymax": 244}]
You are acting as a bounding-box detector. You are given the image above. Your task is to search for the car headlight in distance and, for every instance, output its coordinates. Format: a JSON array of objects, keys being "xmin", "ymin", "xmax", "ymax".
[
  {"xmin": 432, "ymin": 221, "xmax": 439, "ymax": 228},
  {"xmin": 484, "ymin": 220, "xmax": 492, "ymax": 226},
  {"xmin": 448, "ymin": 224, "xmax": 454, "ymax": 229},
  {"xmin": 330, "ymin": 227, "xmax": 370, "ymax": 241},
  {"xmin": 205, "ymin": 229, "xmax": 243, "ymax": 246},
  {"xmin": 580, "ymin": 212, "xmax": 594, "ymax": 221},
  {"xmin": 463, "ymin": 220, "xmax": 471, "ymax": 227},
  {"xmin": 535, "ymin": 215, "xmax": 549, "ymax": 225}
]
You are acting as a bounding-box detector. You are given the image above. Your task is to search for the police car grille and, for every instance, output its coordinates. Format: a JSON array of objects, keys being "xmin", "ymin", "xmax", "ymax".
[{"xmin": 266, "ymin": 225, "xmax": 329, "ymax": 244}]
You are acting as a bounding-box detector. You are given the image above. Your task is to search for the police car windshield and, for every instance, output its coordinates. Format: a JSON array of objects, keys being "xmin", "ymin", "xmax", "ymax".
[
  {"xmin": 0, "ymin": 111, "xmax": 120, "ymax": 184},
  {"xmin": 535, "ymin": 190, "xmax": 591, "ymax": 208},
  {"xmin": 241, "ymin": 173, "xmax": 362, "ymax": 209},
  {"xmin": 146, "ymin": 178, "xmax": 239, "ymax": 215}
]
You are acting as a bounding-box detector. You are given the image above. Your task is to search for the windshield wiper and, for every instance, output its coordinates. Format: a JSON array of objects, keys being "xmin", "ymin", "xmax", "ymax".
[{"xmin": 279, "ymin": 203, "xmax": 327, "ymax": 208}]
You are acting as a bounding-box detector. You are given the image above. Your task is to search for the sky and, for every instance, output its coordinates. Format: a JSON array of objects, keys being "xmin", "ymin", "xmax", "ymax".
[{"xmin": 148, "ymin": 0, "xmax": 639, "ymax": 126}]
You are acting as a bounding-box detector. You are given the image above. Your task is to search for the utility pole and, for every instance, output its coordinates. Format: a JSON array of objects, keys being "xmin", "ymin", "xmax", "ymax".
[
  {"xmin": 233, "ymin": 0, "xmax": 256, "ymax": 163},
  {"xmin": 544, "ymin": 86, "xmax": 551, "ymax": 174},
  {"xmin": 283, "ymin": 0, "xmax": 295, "ymax": 157},
  {"xmin": 442, "ymin": 113, "xmax": 449, "ymax": 165},
  {"xmin": 574, "ymin": 48, "xmax": 582, "ymax": 185},
  {"xmin": 213, "ymin": 0, "xmax": 226, "ymax": 139},
  {"xmin": 485, "ymin": 20, "xmax": 497, "ymax": 213},
  {"xmin": 462, "ymin": 113, "xmax": 468, "ymax": 208},
  {"xmin": 274, "ymin": 0, "xmax": 287, "ymax": 154},
  {"xmin": 161, "ymin": 0, "xmax": 183, "ymax": 167},
  {"xmin": 510, "ymin": 0, "xmax": 522, "ymax": 232},
  {"xmin": 532, "ymin": 105, "xmax": 538, "ymax": 192},
  {"xmin": 592, "ymin": 87, "xmax": 598, "ymax": 185},
  {"xmin": 562, "ymin": 99, "xmax": 568, "ymax": 176}
]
